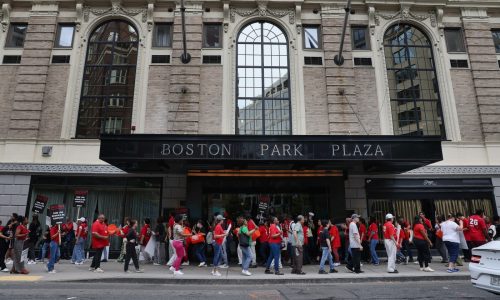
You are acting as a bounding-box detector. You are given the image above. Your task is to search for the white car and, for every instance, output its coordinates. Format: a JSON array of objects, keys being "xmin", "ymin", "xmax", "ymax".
[{"xmin": 469, "ymin": 241, "xmax": 500, "ymax": 295}]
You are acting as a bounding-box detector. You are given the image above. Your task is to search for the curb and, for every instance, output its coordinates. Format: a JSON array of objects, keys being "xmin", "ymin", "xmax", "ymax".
[{"xmin": 65, "ymin": 274, "xmax": 470, "ymax": 285}]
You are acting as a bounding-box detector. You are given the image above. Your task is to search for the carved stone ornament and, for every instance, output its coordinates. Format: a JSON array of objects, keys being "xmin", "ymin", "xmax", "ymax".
[
  {"xmin": 375, "ymin": 7, "xmax": 437, "ymax": 27},
  {"xmin": 1, "ymin": 3, "xmax": 10, "ymax": 32},
  {"xmin": 230, "ymin": 4, "xmax": 295, "ymax": 24},
  {"xmin": 83, "ymin": 0, "xmax": 147, "ymax": 23}
]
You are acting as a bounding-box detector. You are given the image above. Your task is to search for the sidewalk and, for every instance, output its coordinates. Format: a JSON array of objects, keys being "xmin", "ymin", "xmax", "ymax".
[{"xmin": 0, "ymin": 259, "xmax": 470, "ymax": 284}]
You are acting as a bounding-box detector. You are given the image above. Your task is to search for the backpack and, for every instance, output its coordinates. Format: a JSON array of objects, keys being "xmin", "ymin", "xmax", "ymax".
[
  {"xmin": 206, "ymin": 231, "xmax": 213, "ymax": 244},
  {"xmin": 239, "ymin": 231, "xmax": 250, "ymax": 247}
]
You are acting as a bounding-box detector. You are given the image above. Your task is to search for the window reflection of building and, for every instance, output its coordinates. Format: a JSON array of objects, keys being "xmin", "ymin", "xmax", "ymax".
[
  {"xmin": 76, "ymin": 20, "xmax": 138, "ymax": 138},
  {"xmin": 384, "ymin": 24, "xmax": 445, "ymax": 138},
  {"xmin": 236, "ymin": 21, "xmax": 291, "ymax": 135}
]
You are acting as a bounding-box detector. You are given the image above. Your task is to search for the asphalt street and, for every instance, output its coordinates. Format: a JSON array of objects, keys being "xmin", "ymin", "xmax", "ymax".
[{"xmin": 0, "ymin": 280, "xmax": 496, "ymax": 300}]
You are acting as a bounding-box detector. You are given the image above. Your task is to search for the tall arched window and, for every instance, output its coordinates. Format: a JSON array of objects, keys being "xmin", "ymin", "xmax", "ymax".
[
  {"xmin": 76, "ymin": 20, "xmax": 138, "ymax": 138},
  {"xmin": 384, "ymin": 23, "xmax": 445, "ymax": 138},
  {"xmin": 236, "ymin": 21, "xmax": 291, "ymax": 135}
]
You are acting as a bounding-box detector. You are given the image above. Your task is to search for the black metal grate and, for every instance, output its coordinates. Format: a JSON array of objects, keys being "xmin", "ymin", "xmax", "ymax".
[
  {"xmin": 151, "ymin": 55, "xmax": 170, "ymax": 64},
  {"xmin": 304, "ymin": 56, "xmax": 323, "ymax": 65},
  {"xmin": 353, "ymin": 57, "xmax": 372, "ymax": 66},
  {"xmin": 202, "ymin": 55, "xmax": 221, "ymax": 64},
  {"xmin": 450, "ymin": 59, "xmax": 468, "ymax": 68},
  {"xmin": 52, "ymin": 55, "xmax": 71, "ymax": 64},
  {"xmin": 2, "ymin": 55, "xmax": 21, "ymax": 64}
]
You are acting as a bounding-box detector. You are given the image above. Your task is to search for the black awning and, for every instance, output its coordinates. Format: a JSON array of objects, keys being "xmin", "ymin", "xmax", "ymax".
[{"xmin": 99, "ymin": 134, "xmax": 443, "ymax": 174}]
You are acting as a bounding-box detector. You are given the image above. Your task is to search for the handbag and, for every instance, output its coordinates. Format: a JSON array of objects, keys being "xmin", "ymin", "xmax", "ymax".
[
  {"xmin": 251, "ymin": 229, "xmax": 261, "ymax": 241},
  {"xmin": 190, "ymin": 233, "xmax": 205, "ymax": 244},
  {"xmin": 239, "ymin": 232, "xmax": 250, "ymax": 247}
]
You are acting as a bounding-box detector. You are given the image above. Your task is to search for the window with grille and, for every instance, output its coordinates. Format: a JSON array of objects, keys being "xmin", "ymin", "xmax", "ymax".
[
  {"xmin": 75, "ymin": 20, "xmax": 138, "ymax": 138},
  {"xmin": 384, "ymin": 23, "xmax": 446, "ymax": 138}
]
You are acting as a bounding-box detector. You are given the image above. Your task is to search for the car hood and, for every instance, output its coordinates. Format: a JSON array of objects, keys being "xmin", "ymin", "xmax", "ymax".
[{"xmin": 474, "ymin": 241, "xmax": 500, "ymax": 251}]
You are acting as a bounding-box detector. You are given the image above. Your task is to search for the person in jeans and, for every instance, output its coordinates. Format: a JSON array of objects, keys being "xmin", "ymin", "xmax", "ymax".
[
  {"xmin": 192, "ymin": 220, "xmax": 207, "ymax": 267},
  {"xmin": 265, "ymin": 217, "xmax": 284, "ymax": 275},
  {"xmin": 153, "ymin": 216, "xmax": 166, "ymax": 266},
  {"xmin": 290, "ymin": 215, "xmax": 305, "ymax": 275},
  {"xmin": 368, "ymin": 217, "xmax": 380, "ymax": 265},
  {"xmin": 27, "ymin": 215, "xmax": 40, "ymax": 265},
  {"xmin": 47, "ymin": 223, "xmax": 60, "ymax": 274},
  {"xmin": 383, "ymin": 213, "xmax": 398, "ymax": 274},
  {"xmin": 212, "ymin": 215, "xmax": 227, "ymax": 277},
  {"xmin": 435, "ymin": 215, "xmax": 449, "ymax": 263},
  {"xmin": 89, "ymin": 214, "xmax": 108, "ymax": 273},
  {"xmin": 318, "ymin": 220, "xmax": 338, "ymax": 274},
  {"xmin": 413, "ymin": 215, "xmax": 434, "ymax": 272},
  {"xmin": 441, "ymin": 214, "xmax": 463, "ymax": 273},
  {"xmin": 238, "ymin": 217, "xmax": 255, "ymax": 276},
  {"xmin": 346, "ymin": 214, "xmax": 363, "ymax": 274},
  {"xmin": 258, "ymin": 220, "xmax": 269, "ymax": 266},
  {"xmin": 71, "ymin": 217, "xmax": 87, "ymax": 265},
  {"xmin": 124, "ymin": 219, "xmax": 144, "ymax": 273}
]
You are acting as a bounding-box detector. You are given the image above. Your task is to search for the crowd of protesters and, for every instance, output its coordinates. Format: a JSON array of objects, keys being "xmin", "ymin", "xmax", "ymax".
[{"xmin": 0, "ymin": 208, "xmax": 498, "ymax": 276}]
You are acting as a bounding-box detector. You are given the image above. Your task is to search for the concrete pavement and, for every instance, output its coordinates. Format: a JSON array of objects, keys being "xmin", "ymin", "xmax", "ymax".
[{"xmin": 0, "ymin": 258, "xmax": 470, "ymax": 284}]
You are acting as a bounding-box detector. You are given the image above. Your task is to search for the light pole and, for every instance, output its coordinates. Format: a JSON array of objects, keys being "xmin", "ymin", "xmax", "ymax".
[
  {"xmin": 333, "ymin": 0, "xmax": 352, "ymax": 66},
  {"xmin": 180, "ymin": 0, "xmax": 191, "ymax": 64}
]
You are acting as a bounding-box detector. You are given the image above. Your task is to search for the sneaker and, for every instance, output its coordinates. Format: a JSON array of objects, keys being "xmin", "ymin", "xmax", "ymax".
[
  {"xmin": 27, "ymin": 260, "xmax": 36, "ymax": 265},
  {"xmin": 318, "ymin": 270, "xmax": 328, "ymax": 274},
  {"xmin": 413, "ymin": 261, "xmax": 419, "ymax": 264},
  {"xmin": 93, "ymin": 268, "xmax": 104, "ymax": 273},
  {"xmin": 181, "ymin": 261, "xmax": 190, "ymax": 266},
  {"xmin": 134, "ymin": 269, "xmax": 144, "ymax": 273},
  {"xmin": 452, "ymin": 268, "xmax": 459, "ymax": 272},
  {"xmin": 213, "ymin": 271, "xmax": 222, "ymax": 277},
  {"xmin": 88, "ymin": 267, "xmax": 95, "ymax": 271},
  {"xmin": 333, "ymin": 262, "xmax": 341, "ymax": 267},
  {"xmin": 198, "ymin": 262, "xmax": 206, "ymax": 267},
  {"xmin": 169, "ymin": 266, "xmax": 175, "ymax": 272},
  {"xmin": 446, "ymin": 269, "xmax": 454, "ymax": 273},
  {"xmin": 75, "ymin": 262, "xmax": 83, "ymax": 265},
  {"xmin": 275, "ymin": 272, "xmax": 284, "ymax": 275},
  {"xmin": 125, "ymin": 270, "xmax": 132, "ymax": 273},
  {"xmin": 1, "ymin": 268, "xmax": 9, "ymax": 273},
  {"xmin": 242, "ymin": 270, "xmax": 252, "ymax": 276},
  {"xmin": 420, "ymin": 267, "xmax": 424, "ymax": 271},
  {"xmin": 48, "ymin": 270, "xmax": 57, "ymax": 274},
  {"xmin": 153, "ymin": 263, "xmax": 160, "ymax": 266},
  {"xmin": 219, "ymin": 264, "xmax": 228, "ymax": 269},
  {"xmin": 330, "ymin": 269, "xmax": 338, "ymax": 273},
  {"xmin": 174, "ymin": 270, "xmax": 184, "ymax": 276},
  {"xmin": 388, "ymin": 270, "xmax": 399, "ymax": 274},
  {"xmin": 265, "ymin": 269, "xmax": 273, "ymax": 274},
  {"xmin": 345, "ymin": 266, "xmax": 354, "ymax": 273},
  {"xmin": 423, "ymin": 267, "xmax": 434, "ymax": 272},
  {"xmin": 355, "ymin": 270, "xmax": 364, "ymax": 274}
]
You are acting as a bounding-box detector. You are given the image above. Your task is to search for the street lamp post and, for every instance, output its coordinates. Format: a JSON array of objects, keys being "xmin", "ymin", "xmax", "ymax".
[
  {"xmin": 333, "ymin": 0, "xmax": 352, "ymax": 66},
  {"xmin": 180, "ymin": 0, "xmax": 191, "ymax": 64}
]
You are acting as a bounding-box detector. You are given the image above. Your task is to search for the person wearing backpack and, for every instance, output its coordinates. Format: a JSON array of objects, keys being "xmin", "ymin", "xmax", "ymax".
[{"xmin": 238, "ymin": 216, "xmax": 255, "ymax": 276}]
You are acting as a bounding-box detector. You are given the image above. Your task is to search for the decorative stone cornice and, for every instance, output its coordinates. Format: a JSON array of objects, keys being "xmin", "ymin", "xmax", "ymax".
[
  {"xmin": 375, "ymin": 6, "xmax": 437, "ymax": 27},
  {"xmin": 0, "ymin": 3, "xmax": 8, "ymax": 32},
  {"xmin": 461, "ymin": 7, "xmax": 488, "ymax": 20},
  {"xmin": 83, "ymin": 0, "xmax": 147, "ymax": 23},
  {"xmin": 230, "ymin": 1, "xmax": 295, "ymax": 24}
]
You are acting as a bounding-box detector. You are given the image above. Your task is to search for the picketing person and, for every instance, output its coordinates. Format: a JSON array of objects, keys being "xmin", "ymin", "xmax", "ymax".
[{"xmin": 2, "ymin": 207, "xmax": 496, "ymax": 278}]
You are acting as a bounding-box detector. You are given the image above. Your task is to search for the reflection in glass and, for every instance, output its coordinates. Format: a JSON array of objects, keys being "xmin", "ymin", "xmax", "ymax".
[
  {"xmin": 236, "ymin": 22, "xmax": 291, "ymax": 135},
  {"xmin": 76, "ymin": 20, "xmax": 138, "ymax": 138},
  {"xmin": 384, "ymin": 23, "xmax": 445, "ymax": 138},
  {"xmin": 6, "ymin": 23, "xmax": 28, "ymax": 48},
  {"xmin": 55, "ymin": 25, "xmax": 75, "ymax": 48},
  {"xmin": 203, "ymin": 24, "xmax": 222, "ymax": 48},
  {"xmin": 351, "ymin": 27, "xmax": 370, "ymax": 50},
  {"xmin": 493, "ymin": 30, "xmax": 500, "ymax": 53},
  {"xmin": 153, "ymin": 24, "xmax": 172, "ymax": 47},
  {"xmin": 304, "ymin": 26, "xmax": 320, "ymax": 49}
]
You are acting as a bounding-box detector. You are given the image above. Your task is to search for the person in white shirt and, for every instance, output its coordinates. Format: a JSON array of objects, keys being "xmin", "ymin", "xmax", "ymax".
[{"xmin": 440, "ymin": 214, "xmax": 463, "ymax": 273}]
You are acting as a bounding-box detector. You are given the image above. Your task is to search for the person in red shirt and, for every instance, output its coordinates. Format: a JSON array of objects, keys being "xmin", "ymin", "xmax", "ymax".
[
  {"xmin": 212, "ymin": 215, "xmax": 227, "ymax": 276},
  {"xmin": 265, "ymin": 217, "xmax": 284, "ymax": 275},
  {"xmin": 329, "ymin": 222, "xmax": 341, "ymax": 265},
  {"xmin": 258, "ymin": 220, "xmax": 270, "ymax": 265},
  {"xmin": 61, "ymin": 219, "xmax": 75, "ymax": 260},
  {"xmin": 90, "ymin": 214, "xmax": 108, "ymax": 272},
  {"xmin": 139, "ymin": 218, "xmax": 152, "ymax": 262},
  {"xmin": 456, "ymin": 212, "xmax": 472, "ymax": 261},
  {"xmin": 413, "ymin": 215, "xmax": 433, "ymax": 272},
  {"xmin": 302, "ymin": 223, "xmax": 310, "ymax": 265},
  {"xmin": 71, "ymin": 217, "xmax": 87, "ymax": 265},
  {"xmin": 47, "ymin": 223, "xmax": 61, "ymax": 273},
  {"xmin": 383, "ymin": 214, "xmax": 398, "ymax": 273},
  {"xmin": 419, "ymin": 212, "xmax": 433, "ymax": 233},
  {"xmin": 468, "ymin": 210, "xmax": 489, "ymax": 248},
  {"xmin": 116, "ymin": 217, "xmax": 130, "ymax": 263},
  {"xmin": 368, "ymin": 217, "xmax": 379, "ymax": 265},
  {"xmin": 359, "ymin": 218, "xmax": 369, "ymax": 263},
  {"xmin": 246, "ymin": 216, "xmax": 258, "ymax": 268},
  {"xmin": 13, "ymin": 216, "xmax": 29, "ymax": 274}
]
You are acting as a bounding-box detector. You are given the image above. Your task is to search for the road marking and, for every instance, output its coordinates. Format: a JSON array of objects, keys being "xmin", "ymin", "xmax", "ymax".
[{"xmin": 0, "ymin": 275, "xmax": 42, "ymax": 282}]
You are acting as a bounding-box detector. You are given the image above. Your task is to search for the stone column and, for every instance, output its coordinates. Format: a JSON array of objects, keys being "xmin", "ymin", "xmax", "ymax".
[{"xmin": 7, "ymin": 2, "xmax": 58, "ymax": 139}]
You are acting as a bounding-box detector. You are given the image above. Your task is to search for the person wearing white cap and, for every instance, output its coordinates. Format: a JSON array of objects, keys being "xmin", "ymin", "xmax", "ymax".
[
  {"xmin": 71, "ymin": 217, "xmax": 87, "ymax": 265},
  {"xmin": 383, "ymin": 213, "xmax": 398, "ymax": 273}
]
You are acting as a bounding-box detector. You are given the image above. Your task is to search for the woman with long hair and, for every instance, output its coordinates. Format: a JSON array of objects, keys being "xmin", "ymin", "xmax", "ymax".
[
  {"xmin": 413, "ymin": 215, "xmax": 434, "ymax": 272},
  {"xmin": 193, "ymin": 219, "xmax": 207, "ymax": 267},
  {"xmin": 441, "ymin": 214, "xmax": 463, "ymax": 273},
  {"xmin": 368, "ymin": 216, "xmax": 379, "ymax": 265},
  {"xmin": 238, "ymin": 216, "xmax": 255, "ymax": 276},
  {"xmin": 13, "ymin": 216, "xmax": 29, "ymax": 274},
  {"xmin": 170, "ymin": 215, "xmax": 192, "ymax": 275},
  {"xmin": 27, "ymin": 215, "xmax": 40, "ymax": 264},
  {"xmin": 212, "ymin": 215, "xmax": 227, "ymax": 277},
  {"xmin": 123, "ymin": 219, "xmax": 143, "ymax": 273}
]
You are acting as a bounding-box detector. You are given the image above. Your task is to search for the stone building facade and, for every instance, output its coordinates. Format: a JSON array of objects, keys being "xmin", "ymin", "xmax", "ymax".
[{"xmin": 0, "ymin": 0, "xmax": 499, "ymax": 241}]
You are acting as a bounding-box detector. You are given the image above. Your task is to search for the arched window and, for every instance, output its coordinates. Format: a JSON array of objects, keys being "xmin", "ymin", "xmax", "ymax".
[
  {"xmin": 236, "ymin": 21, "xmax": 291, "ymax": 135},
  {"xmin": 76, "ymin": 20, "xmax": 138, "ymax": 138},
  {"xmin": 384, "ymin": 23, "xmax": 445, "ymax": 138}
]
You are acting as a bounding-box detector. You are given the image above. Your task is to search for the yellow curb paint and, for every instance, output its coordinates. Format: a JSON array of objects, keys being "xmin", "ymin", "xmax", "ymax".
[{"xmin": 0, "ymin": 275, "xmax": 42, "ymax": 282}]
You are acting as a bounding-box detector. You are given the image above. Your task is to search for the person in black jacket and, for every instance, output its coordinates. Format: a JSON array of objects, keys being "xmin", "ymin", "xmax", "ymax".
[
  {"xmin": 27, "ymin": 215, "xmax": 41, "ymax": 264},
  {"xmin": 124, "ymin": 219, "xmax": 143, "ymax": 273}
]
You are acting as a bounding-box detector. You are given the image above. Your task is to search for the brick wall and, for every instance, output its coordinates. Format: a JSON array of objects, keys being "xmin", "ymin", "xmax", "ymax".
[
  {"xmin": 8, "ymin": 16, "xmax": 57, "ymax": 139},
  {"xmin": 463, "ymin": 21, "xmax": 500, "ymax": 142},
  {"xmin": 344, "ymin": 177, "xmax": 367, "ymax": 217},
  {"xmin": 0, "ymin": 175, "xmax": 30, "ymax": 224},
  {"xmin": 303, "ymin": 67, "xmax": 329, "ymax": 134},
  {"xmin": 38, "ymin": 65, "xmax": 70, "ymax": 139},
  {"xmin": 354, "ymin": 67, "xmax": 381, "ymax": 135},
  {"xmin": 199, "ymin": 66, "xmax": 223, "ymax": 134},
  {"xmin": 145, "ymin": 65, "xmax": 171, "ymax": 134},
  {"xmin": 0, "ymin": 66, "xmax": 18, "ymax": 138},
  {"xmin": 449, "ymin": 69, "xmax": 483, "ymax": 142}
]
